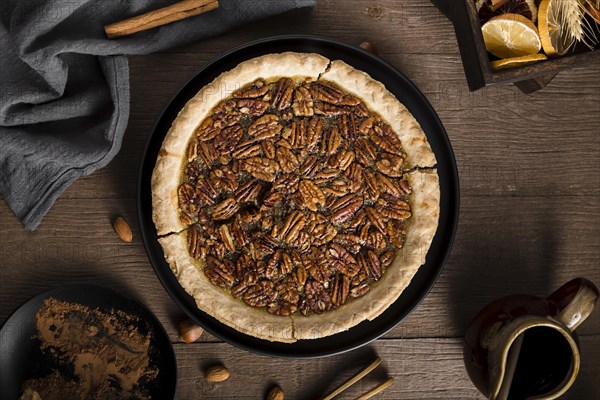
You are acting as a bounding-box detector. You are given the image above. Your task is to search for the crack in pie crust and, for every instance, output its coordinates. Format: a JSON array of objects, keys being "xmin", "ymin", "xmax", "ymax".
[{"xmin": 152, "ymin": 53, "xmax": 440, "ymax": 342}]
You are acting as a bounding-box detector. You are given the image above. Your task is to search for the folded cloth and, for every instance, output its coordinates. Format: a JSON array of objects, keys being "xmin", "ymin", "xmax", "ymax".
[{"xmin": 0, "ymin": 0, "xmax": 314, "ymax": 230}]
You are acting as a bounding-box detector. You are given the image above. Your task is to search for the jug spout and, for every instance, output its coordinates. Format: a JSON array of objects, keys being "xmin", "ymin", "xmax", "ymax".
[{"xmin": 487, "ymin": 316, "xmax": 579, "ymax": 400}]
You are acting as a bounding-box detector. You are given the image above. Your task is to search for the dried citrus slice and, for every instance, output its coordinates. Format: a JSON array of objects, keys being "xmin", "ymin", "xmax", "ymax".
[
  {"xmin": 477, "ymin": 0, "xmax": 539, "ymax": 23},
  {"xmin": 585, "ymin": 0, "xmax": 600, "ymax": 24},
  {"xmin": 481, "ymin": 13, "xmax": 542, "ymax": 58},
  {"xmin": 490, "ymin": 53, "xmax": 548, "ymax": 70},
  {"xmin": 538, "ymin": 0, "xmax": 577, "ymax": 56}
]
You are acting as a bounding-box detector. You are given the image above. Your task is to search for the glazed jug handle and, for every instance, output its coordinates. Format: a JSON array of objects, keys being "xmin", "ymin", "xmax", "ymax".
[{"xmin": 547, "ymin": 278, "xmax": 599, "ymax": 332}]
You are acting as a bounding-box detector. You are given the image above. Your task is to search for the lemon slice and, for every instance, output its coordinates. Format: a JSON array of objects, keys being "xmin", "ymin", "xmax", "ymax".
[
  {"xmin": 481, "ymin": 13, "xmax": 542, "ymax": 58},
  {"xmin": 491, "ymin": 53, "xmax": 548, "ymax": 70},
  {"xmin": 538, "ymin": 0, "xmax": 576, "ymax": 56}
]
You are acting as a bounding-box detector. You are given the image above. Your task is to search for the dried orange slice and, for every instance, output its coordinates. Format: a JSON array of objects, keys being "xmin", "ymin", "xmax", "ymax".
[
  {"xmin": 538, "ymin": 0, "xmax": 576, "ymax": 56},
  {"xmin": 490, "ymin": 53, "xmax": 548, "ymax": 70},
  {"xmin": 481, "ymin": 13, "xmax": 542, "ymax": 58},
  {"xmin": 585, "ymin": 0, "xmax": 600, "ymax": 24},
  {"xmin": 477, "ymin": 0, "xmax": 538, "ymax": 23}
]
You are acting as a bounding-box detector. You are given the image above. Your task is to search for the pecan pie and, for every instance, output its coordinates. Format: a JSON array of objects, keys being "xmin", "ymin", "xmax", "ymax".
[{"xmin": 152, "ymin": 53, "xmax": 439, "ymax": 342}]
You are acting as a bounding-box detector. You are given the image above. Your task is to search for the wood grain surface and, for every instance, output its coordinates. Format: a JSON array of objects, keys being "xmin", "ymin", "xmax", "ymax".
[{"xmin": 1, "ymin": 1, "xmax": 598, "ymax": 399}]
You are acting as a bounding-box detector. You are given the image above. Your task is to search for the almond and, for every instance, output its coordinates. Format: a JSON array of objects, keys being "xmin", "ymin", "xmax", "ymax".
[
  {"xmin": 267, "ymin": 386, "xmax": 285, "ymax": 400},
  {"xmin": 359, "ymin": 41, "xmax": 378, "ymax": 55},
  {"xmin": 205, "ymin": 365, "xmax": 229, "ymax": 382},
  {"xmin": 178, "ymin": 318, "xmax": 203, "ymax": 343},
  {"xmin": 113, "ymin": 217, "xmax": 132, "ymax": 242}
]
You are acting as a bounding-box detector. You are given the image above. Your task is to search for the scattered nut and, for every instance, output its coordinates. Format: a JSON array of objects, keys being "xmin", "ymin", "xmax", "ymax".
[
  {"xmin": 359, "ymin": 41, "xmax": 379, "ymax": 55},
  {"xmin": 267, "ymin": 386, "xmax": 285, "ymax": 400},
  {"xmin": 113, "ymin": 217, "xmax": 132, "ymax": 242},
  {"xmin": 205, "ymin": 364, "xmax": 229, "ymax": 382},
  {"xmin": 178, "ymin": 318, "xmax": 203, "ymax": 343}
]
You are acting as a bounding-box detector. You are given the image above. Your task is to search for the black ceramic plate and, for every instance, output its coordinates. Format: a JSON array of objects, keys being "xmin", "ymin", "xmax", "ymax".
[
  {"xmin": 138, "ymin": 35, "xmax": 459, "ymax": 358},
  {"xmin": 0, "ymin": 284, "xmax": 177, "ymax": 399}
]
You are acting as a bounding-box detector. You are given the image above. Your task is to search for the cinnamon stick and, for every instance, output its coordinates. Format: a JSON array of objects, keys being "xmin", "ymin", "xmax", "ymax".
[{"xmin": 104, "ymin": 0, "xmax": 219, "ymax": 39}]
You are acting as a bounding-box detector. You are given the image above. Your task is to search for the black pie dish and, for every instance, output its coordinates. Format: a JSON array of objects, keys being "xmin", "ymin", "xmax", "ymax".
[
  {"xmin": 0, "ymin": 284, "xmax": 177, "ymax": 399},
  {"xmin": 138, "ymin": 35, "xmax": 459, "ymax": 358}
]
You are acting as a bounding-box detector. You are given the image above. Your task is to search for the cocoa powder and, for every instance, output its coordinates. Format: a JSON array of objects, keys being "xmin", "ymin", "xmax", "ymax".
[{"xmin": 19, "ymin": 298, "xmax": 159, "ymax": 400}]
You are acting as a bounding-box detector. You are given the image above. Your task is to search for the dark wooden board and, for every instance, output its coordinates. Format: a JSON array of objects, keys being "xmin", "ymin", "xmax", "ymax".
[{"xmin": 1, "ymin": 1, "xmax": 598, "ymax": 398}]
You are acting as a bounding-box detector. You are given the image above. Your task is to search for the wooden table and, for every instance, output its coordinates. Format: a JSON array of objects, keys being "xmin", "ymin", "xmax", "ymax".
[{"xmin": 1, "ymin": 1, "xmax": 599, "ymax": 398}]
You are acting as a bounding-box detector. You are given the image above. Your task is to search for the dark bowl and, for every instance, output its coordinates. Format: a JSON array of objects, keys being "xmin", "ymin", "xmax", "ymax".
[{"xmin": 0, "ymin": 284, "xmax": 177, "ymax": 399}]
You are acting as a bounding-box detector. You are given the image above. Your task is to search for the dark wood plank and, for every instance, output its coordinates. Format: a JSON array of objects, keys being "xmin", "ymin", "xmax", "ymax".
[{"xmin": 171, "ymin": 337, "xmax": 600, "ymax": 399}]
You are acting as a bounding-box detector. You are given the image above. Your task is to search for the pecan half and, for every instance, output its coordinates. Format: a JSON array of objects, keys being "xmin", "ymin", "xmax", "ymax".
[
  {"xmin": 248, "ymin": 114, "xmax": 283, "ymax": 138},
  {"xmin": 211, "ymin": 198, "xmax": 241, "ymax": 220},
  {"xmin": 375, "ymin": 152, "xmax": 404, "ymax": 177},
  {"xmin": 242, "ymin": 280, "xmax": 278, "ymax": 307},
  {"xmin": 320, "ymin": 125, "xmax": 342, "ymax": 155},
  {"xmin": 272, "ymin": 174, "xmax": 300, "ymax": 195},
  {"xmin": 197, "ymin": 142, "xmax": 219, "ymax": 166},
  {"xmin": 330, "ymin": 194, "xmax": 364, "ymax": 225},
  {"xmin": 261, "ymin": 140, "xmax": 276, "ymax": 159},
  {"xmin": 205, "ymin": 256, "xmax": 236, "ymax": 288},
  {"xmin": 187, "ymin": 227, "xmax": 205, "ymax": 259},
  {"xmin": 292, "ymin": 86, "xmax": 314, "ymax": 116},
  {"xmin": 243, "ymin": 157, "xmax": 279, "ymax": 182},
  {"xmin": 237, "ymin": 99, "xmax": 269, "ymax": 117},
  {"xmin": 178, "ymin": 183, "xmax": 200, "ymax": 216},
  {"xmin": 366, "ymin": 230, "xmax": 388, "ymax": 253},
  {"xmin": 232, "ymin": 143, "xmax": 262, "ymax": 159},
  {"xmin": 231, "ymin": 218, "xmax": 249, "ymax": 247},
  {"xmin": 328, "ymin": 244, "xmax": 360, "ymax": 276},
  {"xmin": 354, "ymin": 137, "xmax": 378, "ymax": 166},
  {"xmin": 218, "ymin": 224, "xmax": 236, "ymax": 252},
  {"xmin": 359, "ymin": 251, "xmax": 382, "ymax": 280},
  {"xmin": 210, "ymin": 166, "xmax": 238, "ymax": 192},
  {"xmin": 311, "ymin": 223, "xmax": 338, "ymax": 246},
  {"xmin": 298, "ymin": 180, "xmax": 326, "ymax": 212},
  {"xmin": 333, "ymin": 234, "xmax": 363, "ymax": 253},
  {"xmin": 233, "ymin": 79, "xmax": 269, "ymax": 98},
  {"xmin": 304, "ymin": 280, "xmax": 333, "ymax": 313},
  {"xmin": 267, "ymin": 302, "xmax": 298, "ymax": 316},
  {"xmin": 331, "ymin": 273, "xmax": 350, "ymax": 306},
  {"xmin": 310, "ymin": 82, "xmax": 343, "ymax": 104},
  {"xmin": 196, "ymin": 117, "xmax": 222, "ymax": 141},
  {"xmin": 280, "ymin": 211, "xmax": 306, "ymax": 244},
  {"xmin": 314, "ymin": 102, "xmax": 349, "ymax": 116},
  {"xmin": 196, "ymin": 176, "xmax": 218, "ymax": 205},
  {"xmin": 364, "ymin": 206, "xmax": 387, "ymax": 235},
  {"xmin": 234, "ymin": 179, "xmax": 263, "ymax": 203},
  {"xmin": 277, "ymin": 146, "xmax": 300, "ymax": 173},
  {"xmin": 299, "ymin": 154, "xmax": 320, "ymax": 177},
  {"xmin": 295, "ymin": 265, "xmax": 308, "ymax": 286},
  {"xmin": 272, "ymin": 78, "xmax": 294, "ymax": 110},
  {"xmin": 339, "ymin": 113, "xmax": 359, "ymax": 140},
  {"xmin": 306, "ymin": 116, "xmax": 324, "ymax": 151}
]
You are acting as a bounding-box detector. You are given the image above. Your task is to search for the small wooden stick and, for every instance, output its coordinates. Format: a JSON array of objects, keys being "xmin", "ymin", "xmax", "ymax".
[
  {"xmin": 322, "ymin": 358, "xmax": 382, "ymax": 400},
  {"xmin": 104, "ymin": 0, "xmax": 219, "ymax": 39},
  {"xmin": 355, "ymin": 377, "xmax": 394, "ymax": 400}
]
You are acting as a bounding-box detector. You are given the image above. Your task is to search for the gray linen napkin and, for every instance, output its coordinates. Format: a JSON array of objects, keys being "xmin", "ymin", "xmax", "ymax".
[{"xmin": 0, "ymin": 0, "xmax": 314, "ymax": 230}]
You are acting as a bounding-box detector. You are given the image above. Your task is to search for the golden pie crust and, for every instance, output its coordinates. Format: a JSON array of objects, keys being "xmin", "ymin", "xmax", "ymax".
[{"xmin": 152, "ymin": 52, "xmax": 439, "ymax": 342}]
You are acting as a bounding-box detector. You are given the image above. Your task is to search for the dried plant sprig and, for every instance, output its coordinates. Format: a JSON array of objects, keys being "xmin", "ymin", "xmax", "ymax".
[{"xmin": 557, "ymin": 0, "xmax": 598, "ymax": 49}]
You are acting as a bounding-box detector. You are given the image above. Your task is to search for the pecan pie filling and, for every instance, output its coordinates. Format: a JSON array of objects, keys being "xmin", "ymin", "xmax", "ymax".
[{"xmin": 178, "ymin": 77, "xmax": 413, "ymax": 316}]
